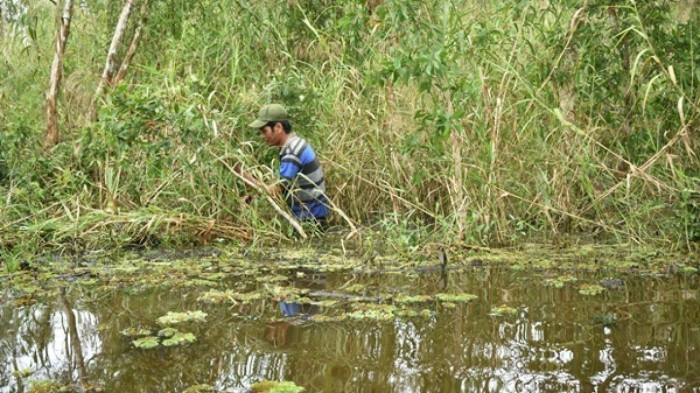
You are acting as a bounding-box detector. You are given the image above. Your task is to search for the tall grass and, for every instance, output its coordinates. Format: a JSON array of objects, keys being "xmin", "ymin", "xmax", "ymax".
[{"xmin": 0, "ymin": 0, "xmax": 698, "ymax": 257}]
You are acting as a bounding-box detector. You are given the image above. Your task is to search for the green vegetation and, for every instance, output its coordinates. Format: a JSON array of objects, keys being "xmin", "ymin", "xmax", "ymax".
[
  {"xmin": 1, "ymin": 1, "xmax": 699, "ymax": 265},
  {"xmin": 251, "ymin": 380, "xmax": 305, "ymax": 393}
]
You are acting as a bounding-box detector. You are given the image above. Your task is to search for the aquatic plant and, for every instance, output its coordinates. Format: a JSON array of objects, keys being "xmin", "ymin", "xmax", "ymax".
[
  {"xmin": 197, "ymin": 289, "xmax": 263, "ymax": 304},
  {"xmin": 579, "ymin": 284, "xmax": 606, "ymax": 296},
  {"xmin": 490, "ymin": 305, "xmax": 517, "ymax": 316},
  {"xmin": 132, "ymin": 336, "xmax": 160, "ymax": 349},
  {"xmin": 157, "ymin": 327, "xmax": 178, "ymax": 338},
  {"xmin": 346, "ymin": 304, "xmax": 397, "ymax": 322},
  {"xmin": 157, "ymin": 310, "xmax": 208, "ymax": 325},
  {"xmin": 544, "ymin": 275, "xmax": 578, "ymax": 288},
  {"xmin": 250, "ymin": 380, "xmax": 305, "ymax": 393},
  {"xmin": 435, "ymin": 293, "xmax": 478, "ymax": 303},
  {"xmin": 162, "ymin": 332, "xmax": 196, "ymax": 347},
  {"xmin": 394, "ymin": 294, "xmax": 431, "ymax": 304}
]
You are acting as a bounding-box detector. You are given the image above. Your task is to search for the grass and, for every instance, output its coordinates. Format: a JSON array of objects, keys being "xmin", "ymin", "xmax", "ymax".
[{"xmin": 0, "ymin": 0, "xmax": 698, "ymax": 264}]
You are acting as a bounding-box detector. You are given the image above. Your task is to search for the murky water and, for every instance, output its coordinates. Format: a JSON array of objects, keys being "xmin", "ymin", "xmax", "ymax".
[{"xmin": 1, "ymin": 256, "xmax": 698, "ymax": 392}]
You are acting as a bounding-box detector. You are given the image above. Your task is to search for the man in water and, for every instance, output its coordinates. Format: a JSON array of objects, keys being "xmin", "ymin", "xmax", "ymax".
[{"xmin": 245, "ymin": 104, "xmax": 329, "ymax": 226}]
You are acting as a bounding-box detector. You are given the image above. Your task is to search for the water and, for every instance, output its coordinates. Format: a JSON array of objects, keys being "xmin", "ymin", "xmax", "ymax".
[{"xmin": 1, "ymin": 256, "xmax": 698, "ymax": 392}]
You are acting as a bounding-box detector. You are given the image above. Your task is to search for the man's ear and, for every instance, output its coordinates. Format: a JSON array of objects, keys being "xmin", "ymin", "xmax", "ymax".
[{"xmin": 273, "ymin": 122, "xmax": 284, "ymax": 133}]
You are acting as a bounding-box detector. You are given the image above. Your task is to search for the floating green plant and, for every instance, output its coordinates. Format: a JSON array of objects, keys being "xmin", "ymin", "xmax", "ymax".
[
  {"xmin": 256, "ymin": 274, "xmax": 288, "ymax": 283},
  {"xmin": 308, "ymin": 314, "xmax": 348, "ymax": 323},
  {"xmin": 347, "ymin": 304, "xmax": 397, "ymax": 322},
  {"xmin": 120, "ymin": 327, "xmax": 153, "ymax": 337},
  {"xmin": 157, "ymin": 327, "xmax": 178, "ymax": 338},
  {"xmin": 544, "ymin": 275, "xmax": 578, "ymax": 288},
  {"xmin": 394, "ymin": 294, "xmax": 431, "ymax": 304},
  {"xmin": 162, "ymin": 332, "xmax": 196, "ymax": 347},
  {"xmin": 157, "ymin": 310, "xmax": 207, "ymax": 325},
  {"xmin": 265, "ymin": 285, "xmax": 310, "ymax": 302},
  {"xmin": 579, "ymin": 284, "xmax": 605, "ymax": 296},
  {"xmin": 251, "ymin": 380, "xmax": 305, "ymax": 393},
  {"xmin": 198, "ymin": 289, "xmax": 263, "ymax": 304},
  {"xmin": 435, "ymin": 293, "xmax": 478, "ymax": 303},
  {"xmin": 310, "ymin": 300, "xmax": 340, "ymax": 308},
  {"xmin": 132, "ymin": 336, "xmax": 160, "ymax": 349},
  {"xmin": 490, "ymin": 305, "xmax": 517, "ymax": 316}
]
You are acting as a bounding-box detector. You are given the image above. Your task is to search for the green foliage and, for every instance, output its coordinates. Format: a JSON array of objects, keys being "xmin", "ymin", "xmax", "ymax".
[
  {"xmin": 132, "ymin": 336, "xmax": 160, "ymax": 349},
  {"xmin": 157, "ymin": 310, "xmax": 208, "ymax": 325},
  {"xmin": 0, "ymin": 0, "xmax": 698, "ymax": 251},
  {"xmin": 251, "ymin": 380, "xmax": 305, "ymax": 393},
  {"xmin": 579, "ymin": 284, "xmax": 606, "ymax": 296},
  {"xmin": 162, "ymin": 332, "xmax": 196, "ymax": 347}
]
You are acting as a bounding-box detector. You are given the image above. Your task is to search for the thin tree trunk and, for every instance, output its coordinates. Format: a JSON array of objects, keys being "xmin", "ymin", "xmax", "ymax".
[
  {"xmin": 91, "ymin": 0, "xmax": 134, "ymax": 119},
  {"xmin": 1, "ymin": 0, "xmax": 8, "ymax": 46},
  {"xmin": 45, "ymin": 0, "xmax": 74, "ymax": 149},
  {"xmin": 114, "ymin": 0, "xmax": 149, "ymax": 85}
]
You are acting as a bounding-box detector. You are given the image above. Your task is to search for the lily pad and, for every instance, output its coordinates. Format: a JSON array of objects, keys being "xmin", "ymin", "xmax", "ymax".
[
  {"xmin": 162, "ymin": 332, "xmax": 196, "ymax": 347},
  {"xmin": 132, "ymin": 336, "xmax": 160, "ymax": 349},
  {"xmin": 251, "ymin": 380, "xmax": 305, "ymax": 393},
  {"xmin": 157, "ymin": 310, "xmax": 207, "ymax": 325}
]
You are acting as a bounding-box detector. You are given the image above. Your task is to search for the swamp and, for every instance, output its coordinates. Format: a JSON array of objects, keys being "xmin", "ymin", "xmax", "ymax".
[
  {"xmin": 1, "ymin": 0, "xmax": 699, "ymax": 392},
  {"xmin": 0, "ymin": 245, "xmax": 698, "ymax": 392}
]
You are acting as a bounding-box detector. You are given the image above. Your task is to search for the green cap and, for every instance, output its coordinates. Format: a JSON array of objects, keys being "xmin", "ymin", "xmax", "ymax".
[{"xmin": 248, "ymin": 104, "xmax": 288, "ymax": 128}]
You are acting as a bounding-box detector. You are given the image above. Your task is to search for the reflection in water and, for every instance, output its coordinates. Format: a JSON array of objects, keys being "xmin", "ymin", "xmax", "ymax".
[{"xmin": 0, "ymin": 268, "xmax": 698, "ymax": 392}]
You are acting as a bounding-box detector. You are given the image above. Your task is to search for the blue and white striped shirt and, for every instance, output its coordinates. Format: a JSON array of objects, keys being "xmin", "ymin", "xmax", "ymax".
[{"xmin": 279, "ymin": 134, "xmax": 328, "ymax": 220}]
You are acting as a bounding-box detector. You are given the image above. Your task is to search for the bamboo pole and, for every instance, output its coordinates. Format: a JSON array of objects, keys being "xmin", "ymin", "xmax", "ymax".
[
  {"xmin": 45, "ymin": 0, "xmax": 74, "ymax": 149},
  {"xmin": 91, "ymin": 0, "xmax": 134, "ymax": 119}
]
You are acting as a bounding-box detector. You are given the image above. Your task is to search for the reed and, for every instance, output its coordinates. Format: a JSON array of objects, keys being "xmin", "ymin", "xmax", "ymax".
[{"xmin": 0, "ymin": 0, "xmax": 697, "ymax": 261}]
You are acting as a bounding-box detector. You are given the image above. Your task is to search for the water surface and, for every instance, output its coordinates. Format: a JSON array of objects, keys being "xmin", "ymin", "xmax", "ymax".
[{"xmin": 1, "ymin": 253, "xmax": 698, "ymax": 392}]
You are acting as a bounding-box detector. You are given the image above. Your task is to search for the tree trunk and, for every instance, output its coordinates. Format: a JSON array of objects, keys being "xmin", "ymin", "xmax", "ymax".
[
  {"xmin": 45, "ymin": 0, "xmax": 74, "ymax": 149},
  {"xmin": 1, "ymin": 0, "xmax": 8, "ymax": 46},
  {"xmin": 91, "ymin": 0, "xmax": 135, "ymax": 119},
  {"xmin": 114, "ymin": 0, "xmax": 150, "ymax": 85}
]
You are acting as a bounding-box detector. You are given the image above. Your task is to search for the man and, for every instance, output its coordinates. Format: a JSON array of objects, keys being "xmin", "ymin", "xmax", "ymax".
[{"xmin": 246, "ymin": 104, "xmax": 329, "ymax": 224}]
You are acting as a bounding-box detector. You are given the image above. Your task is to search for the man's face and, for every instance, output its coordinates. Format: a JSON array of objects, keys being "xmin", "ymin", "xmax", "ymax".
[{"xmin": 259, "ymin": 123, "xmax": 284, "ymax": 147}]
